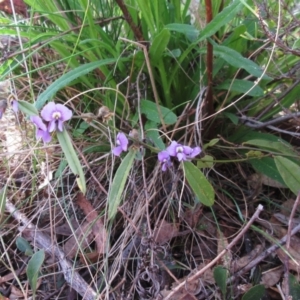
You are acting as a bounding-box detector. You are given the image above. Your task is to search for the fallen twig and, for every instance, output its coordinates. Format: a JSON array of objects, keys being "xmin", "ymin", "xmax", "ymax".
[
  {"xmin": 5, "ymin": 199, "xmax": 97, "ymax": 300},
  {"xmin": 164, "ymin": 204, "xmax": 264, "ymax": 300}
]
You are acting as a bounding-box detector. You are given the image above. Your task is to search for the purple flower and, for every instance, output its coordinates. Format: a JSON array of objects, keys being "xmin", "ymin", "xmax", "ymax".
[
  {"xmin": 41, "ymin": 102, "xmax": 72, "ymax": 132},
  {"xmin": 11, "ymin": 99, "xmax": 18, "ymax": 113},
  {"xmin": 167, "ymin": 141, "xmax": 201, "ymax": 162},
  {"xmin": 158, "ymin": 150, "xmax": 172, "ymax": 171},
  {"xmin": 113, "ymin": 132, "xmax": 128, "ymax": 156},
  {"xmin": 30, "ymin": 115, "xmax": 51, "ymax": 143}
]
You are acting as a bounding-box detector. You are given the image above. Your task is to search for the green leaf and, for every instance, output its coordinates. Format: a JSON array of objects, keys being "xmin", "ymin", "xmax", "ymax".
[
  {"xmin": 35, "ymin": 58, "xmax": 116, "ymax": 110},
  {"xmin": 275, "ymin": 156, "xmax": 300, "ymax": 195},
  {"xmin": 212, "ymin": 43, "xmax": 272, "ymax": 79},
  {"xmin": 204, "ymin": 138, "xmax": 220, "ymax": 149},
  {"xmin": 149, "ymin": 29, "xmax": 170, "ymax": 66},
  {"xmin": 213, "ymin": 266, "xmax": 228, "ymax": 297},
  {"xmin": 108, "ymin": 150, "xmax": 136, "ymax": 220},
  {"xmin": 241, "ymin": 284, "xmax": 265, "ymax": 300},
  {"xmin": 57, "ymin": 130, "xmax": 86, "ymax": 194},
  {"xmin": 145, "ymin": 121, "xmax": 165, "ymax": 150},
  {"xmin": 183, "ymin": 161, "xmax": 214, "ymax": 206},
  {"xmin": 26, "ymin": 250, "xmax": 45, "ymax": 296},
  {"xmin": 140, "ymin": 99, "xmax": 177, "ymax": 125},
  {"xmin": 165, "ymin": 23, "xmax": 199, "ymax": 41},
  {"xmin": 249, "ymin": 157, "xmax": 286, "ymax": 187},
  {"xmin": 223, "ymin": 112, "xmax": 239, "ymax": 125},
  {"xmin": 216, "ymin": 79, "xmax": 264, "ymax": 97},
  {"xmin": 243, "ymin": 139, "xmax": 297, "ymax": 156},
  {"xmin": 197, "ymin": 155, "xmax": 214, "ymax": 169},
  {"xmin": 18, "ymin": 100, "xmax": 39, "ymax": 116},
  {"xmin": 0, "ymin": 186, "xmax": 7, "ymax": 217},
  {"xmin": 289, "ymin": 273, "xmax": 300, "ymax": 300},
  {"xmin": 197, "ymin": 0, "xmax": 242, "ymax": 42},
  {"xmin": 16, "ymin": 237, "xmax": 33, "ymax": 256}
]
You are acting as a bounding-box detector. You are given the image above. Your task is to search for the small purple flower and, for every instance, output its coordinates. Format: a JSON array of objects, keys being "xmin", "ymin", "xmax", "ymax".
[
  {"xmin": 167, "ymin": 141, "xmax": 201, "ymax": 162},
  {"xmin": 158, "ymin": 150, "xmax": 172, "ymax": 171},
  {"xmin": 30, "ymin": 115, "xmax": 51, "ymax": 143},
  {"xmin": 41, "ymin": 102, "xmax": 72, "ymax": 132},
  {"xmin": 113, "ymin": 132, "xmax": 128, "ymax": 156},
  {"xmin": 11, "ymin": 99, "xmax": 18, "ymax": 113}
]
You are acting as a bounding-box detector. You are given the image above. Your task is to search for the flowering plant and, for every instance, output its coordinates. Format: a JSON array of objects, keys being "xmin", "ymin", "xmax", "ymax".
[{"xmin": 112, "ymin": 132, "xmax": 201, "ymax": 171}]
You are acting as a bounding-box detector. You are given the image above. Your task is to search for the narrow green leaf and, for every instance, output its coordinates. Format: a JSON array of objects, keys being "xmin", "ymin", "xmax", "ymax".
[
  {"xmin": 26, "ymin": 250, "xmax": 45, "ymax": 296},
  {"xmin": 243, "ymin": 139, "xmax": 297, "ymax": 156},
  {"xmin": 165, "ymin": 23, "xmax": 199, "ymax": 41},
  {"xmin": 0, "ymin": 186, "xmax": 7, "ymax": 217},
  {"xmin": 149, "ymin": 29, "xmax": 170, "ymax": 66},
  {"xmin": 223, "ymin": 112, "xmax": 239, "ymax": 125},
  {"xmin": 18, "ymin": 100, "xmax": 39, "ymax": 116},
  {"xmin": 140, "ymin": 99, "xmax": 177, "ymax": 125},
  {"xmin": 57, "ymin": 130, "xmax": 86, "ymax": 194},
  {"xmin": 183, "ymin": 161, "xmax": 214, "ymax": 206},
  {"xmin": 213, "ymin": 266, "xmax": 228, "ymax": 297},
  {"xmin": 275, "ymin": 156, "xmax": 300, "ymax": 195},
  {"xmin": 145, "ymin": 121, "xmax": 165, "ymax": 150},
  {"xmin": 249, "ymin": 157, "xmax": 286, "ymax": 187},
  {"xmin": 197, "ymin": 0, "xmax": 242, "ymax": 42},
  {"xmin": 197, "ymin": 155, "xmax": 214, "ymax": 169},
  {"xmin": 35, "ymin": 58, "xmax": 116, "ymax": 110},
  {"xmin": 241, "ymin": 284, "xmax": 265, "ymax": 300},
  {"xmin": 289, "ymin": 273, "xmax": 300, "ymax": 300},
  {"xmin": 216, "ymin": 79, "xmax": 264, "ymax": 97},
  {"xmin": 212, "ymin": 43, "xmax": 272, "ymax": 79},
  {"xmin": 204, "ymin": 138, "xmax": 220, "ymax": 149},
  {"xmin": 108, "ymin": 150, "xmax": 136, "ymax": 220},
  {"xmin": 16, "ymin": 237, "xmax": 34, "ymax": 256}
]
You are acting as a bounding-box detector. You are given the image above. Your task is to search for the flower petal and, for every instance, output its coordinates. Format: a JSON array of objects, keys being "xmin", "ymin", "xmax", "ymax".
[
  {"xmin": 117, "ymin": 133, "xmax": 128, "ymax": 151},
  {"xmin": 113, "ymin": 146, "xmax": 123, "ymax": 156},
  {"xmin": 30, "ymin": 115, "xmax": 47, "ymax": 131},
  {"xmin": 41, "ymin": 102, "xmax": 56, "ymax": 121},
  {"xmin": 11, "ymin": 100, "xmax": 18, "ymax": 113},
  {"xmin": 57, "ymin": 120, "xmax": 64, "ymax": 132},
  {"xmin": 177, "ymin": 153, "xmax": 186, "ymax": 161},
  {"xmin": 56, "ymin": 104, "xmax": 73, "ymax": 121},
  {"xmin": 158, "ymin": 150, "xmax": 169, "ymax": 162},
  {"xmin": 182, "ymin": 146, "xmax": 193, "ymax": 155},
  {"xmin": 48, "ymin": 120, "xmax": 56, "ymax": 132},
  {"xmin": 189, "ymin": 146, "xmax": 201, "ymax": 158},
  {"xmin": 166, "ymin": 141, "xmax": 179, "ymax": 156},
  {"xmin": 42, "ymin": 131, "xmax": 52, "ymax": 143}
]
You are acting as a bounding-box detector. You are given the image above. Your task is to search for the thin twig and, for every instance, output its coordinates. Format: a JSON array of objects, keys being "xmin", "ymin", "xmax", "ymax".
[
  {"xmin": 5, "ymin": 199, "xmax": 97, "ymax": 300},
  {"xmin": 164, "ymin": 204, "xmax": 264, "ymax": 300},
  {"xmin": 283, "ymin": 192, "xmax": 300, "ymax": 298},
  {"xmin": 199, "ymin": 212, "xmax": 300, "ymax": 299},
  {"xmin": 119, "ymin": 37, "xmax": 167, "ymax": 131},
  {"xmin": 114, "ymin": 0, "xmax": 144, "ymax": 42}
]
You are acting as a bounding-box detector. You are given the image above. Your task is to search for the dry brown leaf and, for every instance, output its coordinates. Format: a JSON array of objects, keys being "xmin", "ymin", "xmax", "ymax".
[
  {"xmin": 9, "ymin": 285, "xmax": 25, "ymax": 299},
  {"xmin": 237, "ymin": 283, "xmax": 253, "ymax": 293},
  {"xmin": 77, "ymin": 192, "xmax": 107, "ymax": 254},
  {"xmin": 261, "ymin": 266, "xmax": 283, "ymax": 287},
  {"xmin": 196, "ymin": 263, "xmax": 215, "ymax": 285},
  {"xmin": 183, "ymin": 204, "xmax": 203, "ymax": 228},
  {"xmin": 231, "ymin": 244, "xmax": 263, "ymax": 271},
  {"xmin": 153, "ymin": 220, "xmax": 179, "ymax": 245},
  {"xmin": 280, "ymin": 199, "xmax": 300, "ymax": 216},
  {"xmin": 276, "ymin": 247, "xmax": 300, "ymax": 273},
  {"xmin": 64, "ymin": 221, "xmax": 94, "ymax": 259},
  {"xmin": 248, "ymin": 173, "xmax": 286, "ymax": 189},
  {"xmin": 179, "ymin": 293, "xmax": 198, "ymax": 300},
  {"xmin": 217, "ymin": 231, "xmax": 232, "ymax": 269}
]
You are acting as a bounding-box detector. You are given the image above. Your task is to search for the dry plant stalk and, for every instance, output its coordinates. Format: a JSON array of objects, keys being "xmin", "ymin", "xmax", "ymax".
[{"xmin": 5, "ymin": 198, "xmax": 97, "ymax": 300}]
